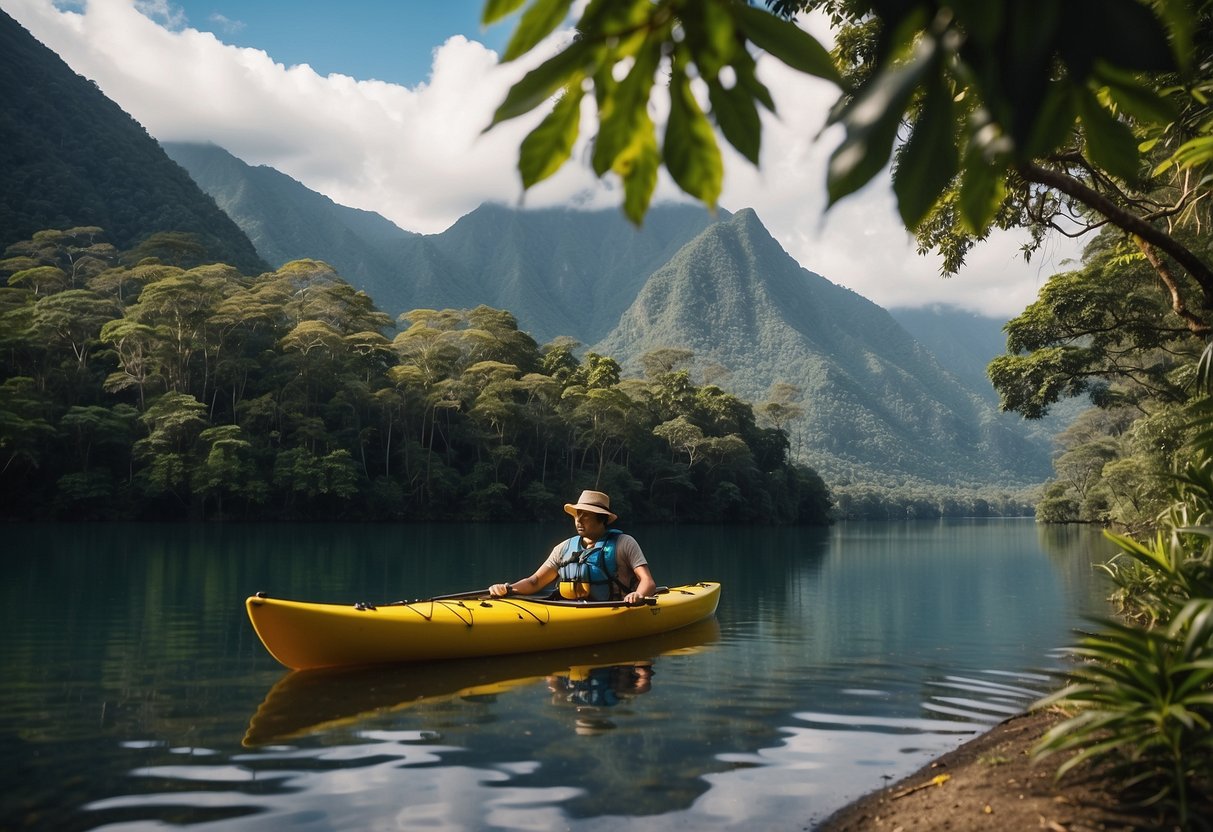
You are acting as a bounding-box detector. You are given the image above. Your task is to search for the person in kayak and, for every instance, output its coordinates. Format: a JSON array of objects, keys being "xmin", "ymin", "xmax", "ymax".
[{"xmin": 488, "ymin": 490, "xmax": 657, "ymax": 604}]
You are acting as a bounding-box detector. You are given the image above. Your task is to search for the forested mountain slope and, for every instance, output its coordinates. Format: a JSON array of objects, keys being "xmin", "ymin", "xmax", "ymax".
[
  {"xmin": 889, "ymin": 305, "xmax": 1010, "ymax": 404},
  {"xmin": 597, "ymin": 210, "xmax": 1053, "ymax": 485},
  {"xmin": 890, "ymin": 303, "xmax": 1083, "ymax": 444},
  {"xmin": 415, "ymin": 203, "xmax": 724, "ymax": 344},
  {"xmin": 0, "ymin": 12, "xmax": 264, "ymax": 273},
  {"xmin": 163, "ymin": 139, "xmax": 724, "ymax": 345},
  {"xmin": 162, "ymin": 142, "xmax": 416, "ymax": 293}
]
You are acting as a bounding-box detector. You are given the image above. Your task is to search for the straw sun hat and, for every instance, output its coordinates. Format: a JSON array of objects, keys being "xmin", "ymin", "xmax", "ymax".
[{"xmin": 563, "ymin": 490, "xmax": 618, "ymax": 524}]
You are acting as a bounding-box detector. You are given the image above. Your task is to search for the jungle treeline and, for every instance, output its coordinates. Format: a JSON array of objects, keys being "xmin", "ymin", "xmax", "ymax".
[{"xmin": 0, "ymin": 227, "xmax": 832, "ymax": 524}]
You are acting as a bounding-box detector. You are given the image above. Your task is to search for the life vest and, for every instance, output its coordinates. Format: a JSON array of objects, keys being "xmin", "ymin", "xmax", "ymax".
[{"xmin": 555, "ymin": 529, "xmax": 631, "ymax": 601}]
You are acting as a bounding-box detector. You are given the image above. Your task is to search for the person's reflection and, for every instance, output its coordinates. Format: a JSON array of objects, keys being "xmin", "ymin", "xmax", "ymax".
[{"xmin": 547, "ymin": 663, "xmax": 654, "ymax": 732}]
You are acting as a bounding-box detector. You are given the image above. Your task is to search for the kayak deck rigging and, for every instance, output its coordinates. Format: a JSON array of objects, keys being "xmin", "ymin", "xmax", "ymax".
[{"xmin": 246, "ymin": 581, "xmax": 721, "ymax": 670}]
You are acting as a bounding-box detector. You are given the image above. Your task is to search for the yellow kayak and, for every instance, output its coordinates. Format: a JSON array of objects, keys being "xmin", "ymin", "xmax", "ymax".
[{"xmin": 246, "ymin": 581, "xmax": 721, "ymax": 670}]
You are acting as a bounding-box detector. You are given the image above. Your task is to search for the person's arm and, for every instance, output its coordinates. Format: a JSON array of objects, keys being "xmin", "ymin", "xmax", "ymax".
[
  {"xmin": 489, "ymin": 564, "xmax": 557, "ymax": 598},
  {"xmin": 623, "ymin": 564, "xmax": 656, "ymax": 605}
]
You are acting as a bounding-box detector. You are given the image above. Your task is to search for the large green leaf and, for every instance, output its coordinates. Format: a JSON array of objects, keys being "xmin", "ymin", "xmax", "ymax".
[
  {"xmin": 1076, "ymin": 87, "xmax": 1142, "ymax": 182},
  {"xmin": 620, "ymin": 118, "xmax": 660, "ymax": 225},
  {"xmin": 1096, "ymin": 63, "xmax": 1181, "ymax": 126},
  {"xmin": 679, "ymin": 0, "xmax": 739, "ymax": 81},
  {"xmin": 957, "ymin": 128, "xmax": 1007, "ymax": 233},
  {"xmin": 502, "ymin": 0, "xmax": 573, "ymax": 62},
  {"xmin": 482, "ymin": 0, "xmax": 527, "ymax": 26},
  {"xmin": 518, "ymin": 84, "xmax": 584, "ymax": 188},
  {"xmin": 1059, "ymin": 0, "xmax": 1176, "ymax": 76},
  {"xmin": 708, "ymin": 78, "xmax": 761, "ymax": 165},
  {"xmin": 488, "ymin": 40, "xmax": 596, "ymax": 127},
  {"xmin": 664, "ymin": 67, "xmax": 723, "ymax": 206},
  {"xmin": 592, "ymin": 38, "xmax": 660, "ymax": 176},
  {"xmin": 946, "ymin": 0, "xmax": 1005, "ymax": 48},
  {"xmin": 827, "ymin": 37, "xmax": 935, "ymax": 206},
  {"xmin": 733, "ymin": 50, "xmax": 775, "ymax": 113},
  {"xmin": 1022, "ymin": 83, "xmax": 1077, "ymax": 159},
  {"xmin": 893, "ymin": 73, "xmax": 958, "ymax": 229},
  {"xmin": 733, "ymin": 3, "xmax": 842, "ymax": 86}
]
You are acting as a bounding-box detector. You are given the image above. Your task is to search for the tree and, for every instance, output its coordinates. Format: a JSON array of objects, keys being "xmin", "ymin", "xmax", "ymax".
[
  {"xmin": 29, "ymin": 290, "xmax": 118, "ymax": 378},
  {"xmin": 0, "ymin": 376, "xmax": 54, "ymax": 478},
  {"xmin": 485, "ymin": 0, "xmax": 1211, "ymax": 329},
  {"xmin": 133, "ymin": 391, "xmax": 209, "ymax": 508},
  {"xmin": 3, "ymin": 227, "xmax": 117, "ymax": 288},
  {"xmin": 989, "ymin": 233, "xmax": 1204, "ymax": 419}
]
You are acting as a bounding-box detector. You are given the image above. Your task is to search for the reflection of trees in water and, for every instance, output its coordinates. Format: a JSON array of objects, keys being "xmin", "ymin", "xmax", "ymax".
[{"xmin": 1036, "ymin": 523, "xmax": 1119, "ymax": 613}]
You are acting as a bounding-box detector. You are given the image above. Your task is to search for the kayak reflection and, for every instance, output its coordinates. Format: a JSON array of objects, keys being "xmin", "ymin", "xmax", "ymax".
[{"xmin": 244, "ymin": 617, "xmax": 720, "ymax": 746}]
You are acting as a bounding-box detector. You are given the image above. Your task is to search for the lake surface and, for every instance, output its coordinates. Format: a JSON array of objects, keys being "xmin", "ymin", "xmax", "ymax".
[{"xmin": 2, "ymin": 519, "xmax": 1117, "ymax": 831}]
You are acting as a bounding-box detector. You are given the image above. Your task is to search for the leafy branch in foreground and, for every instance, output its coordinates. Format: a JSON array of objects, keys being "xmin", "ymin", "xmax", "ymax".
[{"xmin": 486, "ymin": 1, "xmax": 1213, "ymax": 340}]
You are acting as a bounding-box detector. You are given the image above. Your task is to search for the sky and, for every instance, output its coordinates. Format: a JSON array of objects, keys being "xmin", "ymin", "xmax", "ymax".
[{"xmin": 2, "ymin": 0, "xmax": 1085, "ymax": 318}]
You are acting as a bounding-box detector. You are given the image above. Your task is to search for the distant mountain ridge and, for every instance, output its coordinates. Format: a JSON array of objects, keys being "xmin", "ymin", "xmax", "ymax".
[
  {"xmin": 0, "ymin": 12, "xmax": 264, "ymax": 273},
  {"xmin": 597, "ymin": 210, "xmax": 1050, "ymax": 484},
  {"xmin": 164, "ymin": 141, "xmax": 723, "ymax": 344},
  {"xmin": 161, "ymin": 141, "xmax": 414, "ymax": 293}
]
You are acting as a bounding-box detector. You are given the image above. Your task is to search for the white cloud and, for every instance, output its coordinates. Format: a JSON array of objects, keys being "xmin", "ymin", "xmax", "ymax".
[{"xmin": 3, "ymin": 0, "xmax": 1077, "ymax": 318}]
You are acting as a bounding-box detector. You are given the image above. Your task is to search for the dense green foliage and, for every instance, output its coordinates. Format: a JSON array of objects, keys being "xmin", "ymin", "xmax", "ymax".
[
  {"xmin": 1034, "ymin": 350, "xmax": 1213, "ymax": 828},
  {"xmin": 484, "ymin": 0, "xmax": 1204, "ymax": 287},
  {"xmin": 0, "ymin": 11, "xmax": 266, "ymax": 274},
  {"xmin": 993, "ymin": 225, "xmax": 1211, "ymax": 528},
  {"xmin": 0, "ymin": 228, "xmax": 830, "ymax": 524}
]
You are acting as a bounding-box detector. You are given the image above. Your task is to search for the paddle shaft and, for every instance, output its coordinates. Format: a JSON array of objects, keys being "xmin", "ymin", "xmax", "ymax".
[{"xmin": 395, "ymin": 585, "xmax": 670, "ymax": 607}]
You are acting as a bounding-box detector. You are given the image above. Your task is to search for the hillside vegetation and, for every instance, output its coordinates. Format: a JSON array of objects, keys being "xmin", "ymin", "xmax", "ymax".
[
  {"xmin": 0, "ymin": 228, "xmax": 830, "ymax": 524},
  {"xmin": 0, "ymin": 12, "xmax": 265, "ymax": 275}
]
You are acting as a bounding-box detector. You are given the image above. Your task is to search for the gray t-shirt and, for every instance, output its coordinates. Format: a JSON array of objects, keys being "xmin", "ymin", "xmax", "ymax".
[{"xmin": 542, "ymin": 533, "xmax": 648, "ymax": 591}]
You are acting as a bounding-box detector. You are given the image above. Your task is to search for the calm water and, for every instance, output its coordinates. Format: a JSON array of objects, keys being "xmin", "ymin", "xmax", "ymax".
[{"xmin": 2, "ymin": 519, "xmax": 1116, "ymax": 831}]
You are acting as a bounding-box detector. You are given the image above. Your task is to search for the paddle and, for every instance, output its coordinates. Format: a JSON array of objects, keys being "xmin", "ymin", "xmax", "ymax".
[{"xmin": 374, "ymin": 585, "xmax": 672, "ymax": 608}]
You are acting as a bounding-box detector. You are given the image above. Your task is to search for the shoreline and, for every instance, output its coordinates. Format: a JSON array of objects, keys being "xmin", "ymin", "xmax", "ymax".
[{"xmin": 811, "ymin": 709, "xmax": 1149, "ymax": 832}]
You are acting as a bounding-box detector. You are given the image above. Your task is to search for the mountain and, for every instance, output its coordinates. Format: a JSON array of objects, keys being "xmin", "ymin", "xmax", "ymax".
[
  {"xmin": 596, "ymin": 210, "xmax": 1053, "ymax": 485},
  {"xmin": 889, "ymin": 305, "xmax": 1009, "ymax": 404},
  {"xmin": 890, "ymin": 303, "xmax": 1083, "ymax": 444},
  {"xmin": 163, "ymin": 141, "xmax": 725, "ymax": 344},
  {"xmin": 0, "ymin": 12, "xmax": 265, "ymax": 273},
  {"xmin": 412, "ymin": 202, "xmax": 727, "ymax": 344},
  {"xmin": 161, "ymin": 141, "xmax": 415, "ymax": 293}
]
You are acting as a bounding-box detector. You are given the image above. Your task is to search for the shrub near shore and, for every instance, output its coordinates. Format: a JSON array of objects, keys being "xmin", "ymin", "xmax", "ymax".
[{"xmin": 1032, "ymin": 348, "xmax": 1213, "ymax": 829}]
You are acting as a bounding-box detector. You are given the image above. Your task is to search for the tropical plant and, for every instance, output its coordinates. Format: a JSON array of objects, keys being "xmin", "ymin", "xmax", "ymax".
[
  {"xmin": 1034, "ymin": 600, "xmax": 1213, "ymax": 827},
  {"xmin": 1034, "ymin": 345, "xmax": 1213, "ymax": 827}
]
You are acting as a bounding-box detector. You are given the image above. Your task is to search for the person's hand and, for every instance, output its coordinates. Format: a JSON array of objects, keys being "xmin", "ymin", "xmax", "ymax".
[
  {"xmin": 623, "ymin": 591, "xmax": 643, "ymax": 605},
  {"xmin": 489, "ymin": 583, "xmax": 512, "ymax": 597}
]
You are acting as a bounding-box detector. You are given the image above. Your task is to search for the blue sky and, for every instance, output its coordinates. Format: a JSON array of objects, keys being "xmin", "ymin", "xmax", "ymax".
[
  {"xmin": 3, "ymin": 0, "xmax": 1078, "ymax": 315},
  {"xmin": 167, "ymin": 1, "xmax": 511, "ymax": 87}
]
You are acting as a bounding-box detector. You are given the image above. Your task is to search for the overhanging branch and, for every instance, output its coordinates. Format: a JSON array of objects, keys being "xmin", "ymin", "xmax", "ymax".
[{"xmin": 1017, "ymin": 162, "xmax": 1213, "ymax": 313}]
